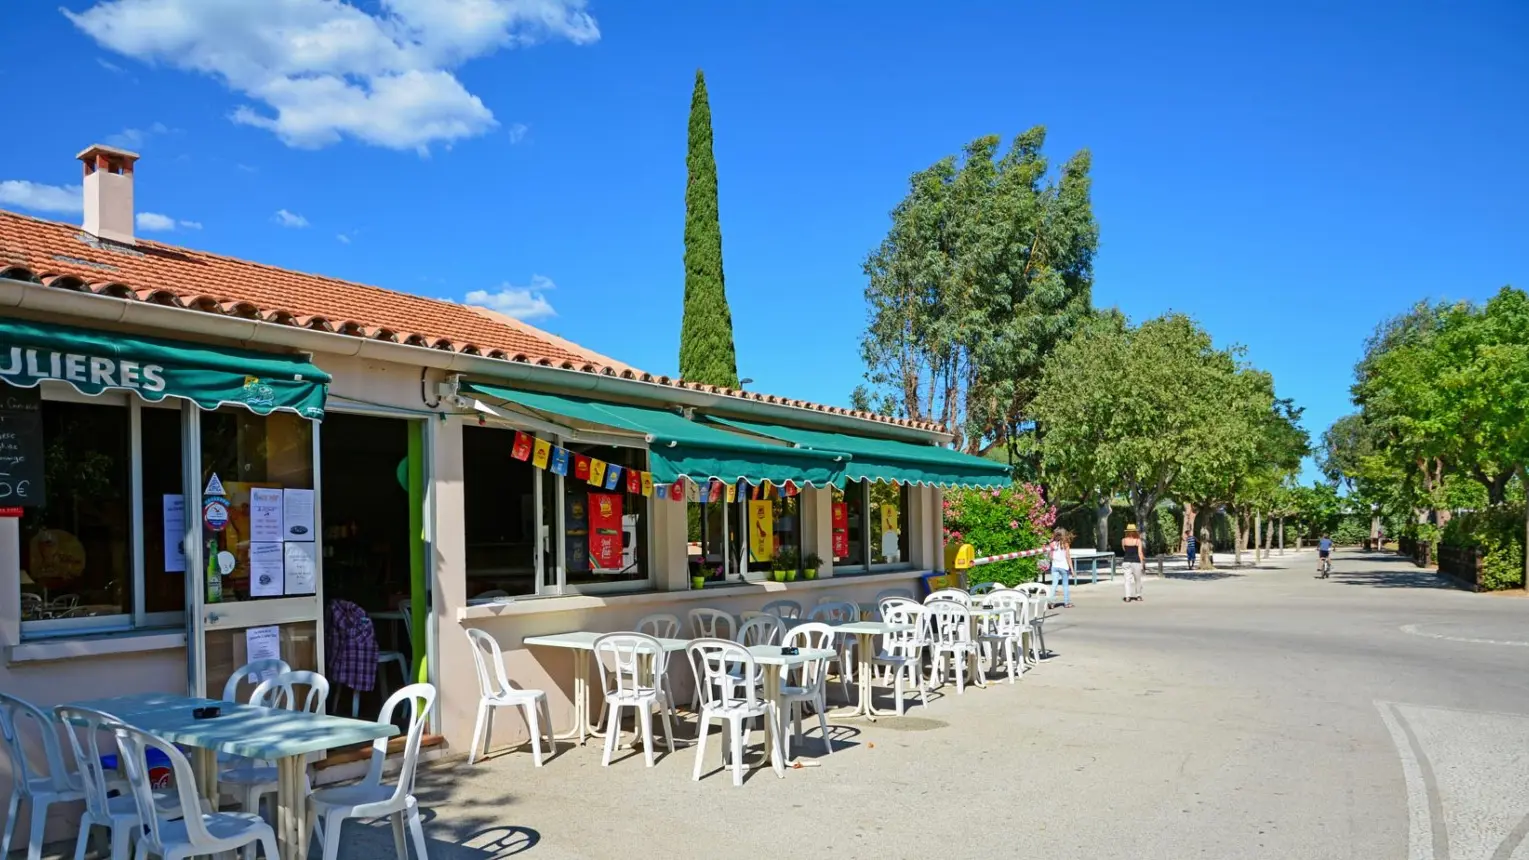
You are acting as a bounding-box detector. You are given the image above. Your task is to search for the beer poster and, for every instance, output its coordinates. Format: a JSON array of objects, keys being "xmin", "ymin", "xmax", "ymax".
[{"xmin": 588, "ymin": 492, "xmax": 624, "ymax": 571}]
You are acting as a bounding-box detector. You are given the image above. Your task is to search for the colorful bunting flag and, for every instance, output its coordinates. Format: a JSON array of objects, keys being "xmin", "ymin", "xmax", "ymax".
[
  {"xmin": 511, "ymin": 431, "xmax": 533, "ymax": 461},
  {"xmin": 640, "ymin": 471, "xmax": 654, "ymax": 496},
  {"xmin": 604, "ymin": 464, "xmax": 623, "ymax": 490},
  {"xmin": 574, "ymin": 454, "xmax": 591, "ymax": 481},
  {"xmin": 684, "ymin": 479, "xmax": 699, "ymax": 502},
  {"xmin": 531, "ymin": 438, "xmax": 552, "ymax": 470},
  {"xmin": 588, "ymin": 458, "xmax": 607, "ymax": 487},
  {"xmin": 656, "ymin": 482, "xmax": 670, "ymax": 500},
  {"xmin": 627, "ymin": 469, "xmax": 642, "ymax": 495},
  {"xmin": 549, "ymin": 446, "xmax": 570, "ymax": 476},
  {"xmin": 726, "ymin": 482, "xmax": 737, "ymax": 503},
  {"xmin": 697, "ymin": 481, "xmax": 710, "ymax": 503}
]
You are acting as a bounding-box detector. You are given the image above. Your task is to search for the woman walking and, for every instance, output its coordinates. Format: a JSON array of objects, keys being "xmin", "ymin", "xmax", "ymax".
[
  {"xmin": 1048, "ymin": 528, "xmax": 1075, "ymax": 608},
  {"xmin": 1122, "ymin": 524, "xmax": 1146, "ymax": 602}
]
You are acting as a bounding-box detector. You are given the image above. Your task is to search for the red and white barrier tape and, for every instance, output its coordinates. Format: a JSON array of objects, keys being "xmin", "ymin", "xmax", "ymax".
[{"xmin": 970, "ymin": 544, "xmax": 1052, "ymax": 567}]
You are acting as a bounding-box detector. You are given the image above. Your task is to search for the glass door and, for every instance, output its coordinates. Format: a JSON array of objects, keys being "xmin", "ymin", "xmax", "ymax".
[{"xmin": 185, "ymin": 407, "xmax": 323, "ymax": 700}]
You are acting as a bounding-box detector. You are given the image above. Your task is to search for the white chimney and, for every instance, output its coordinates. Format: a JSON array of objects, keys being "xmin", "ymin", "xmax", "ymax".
[{"xmin": 76, "ymin": 144, "xmax": 139, "ymax": 245}]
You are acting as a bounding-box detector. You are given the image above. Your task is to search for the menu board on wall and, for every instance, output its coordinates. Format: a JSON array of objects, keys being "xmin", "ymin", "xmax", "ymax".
[{"xmin": 0, "ymin": 385, "xmax": 45, "ymax": 506}]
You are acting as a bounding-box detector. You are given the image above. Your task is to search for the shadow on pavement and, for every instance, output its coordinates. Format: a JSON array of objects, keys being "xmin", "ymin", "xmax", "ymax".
[
  {"xmin": 1164, "ymin": 571, "xmax": 1242, "ymax": 581},
  {"xmin": 1331, "ymin": 569, "xmax": 1467, "ymax": 591}
]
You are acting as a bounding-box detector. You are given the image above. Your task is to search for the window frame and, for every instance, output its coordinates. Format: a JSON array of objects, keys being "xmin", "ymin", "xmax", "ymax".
[
  {"xmin": 834, "ymin": 479, "xmax": 914, "ymax": 576},
  {"xmin": 19, "ymin": 386, "xmax": 187, "ymax": 640},
  {"xmin": 463, "ymin": 414, "xmax": 654, "ymax": 598}
]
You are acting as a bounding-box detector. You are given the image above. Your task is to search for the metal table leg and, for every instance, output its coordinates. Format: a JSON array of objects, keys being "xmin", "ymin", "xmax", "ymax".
[{"xmin": 274, "ymin": 755, "xmax": 309, "ymax": 860}]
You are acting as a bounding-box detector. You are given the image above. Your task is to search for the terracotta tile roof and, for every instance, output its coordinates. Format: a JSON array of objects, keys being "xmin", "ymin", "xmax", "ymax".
[{"xmin": 0, "ymin": 209, "xmax": 944, "ymax": 433}]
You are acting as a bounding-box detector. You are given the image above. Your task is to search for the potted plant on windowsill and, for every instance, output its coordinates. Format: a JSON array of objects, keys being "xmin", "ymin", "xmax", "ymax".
[
  {"xmin": 773, "ymin": 547, "xmax": 799, "ymax": 583},
  {"xmin": 802, "ymin": 552, "xmax": 822, "ymax": 580},
  {"xmin": 691, "ymin": 563, "xmax": 715, "ymax": 590}
]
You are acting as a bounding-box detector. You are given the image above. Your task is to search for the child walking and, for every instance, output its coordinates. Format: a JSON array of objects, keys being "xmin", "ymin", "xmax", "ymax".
[{"xmin": 1048, "ymin": 528, "xmax": 1075, "ymax": 608}]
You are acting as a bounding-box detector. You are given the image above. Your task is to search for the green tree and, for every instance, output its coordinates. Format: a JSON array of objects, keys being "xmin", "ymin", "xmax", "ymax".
[
  {"xmin": 857, "ymin": 128, "xmax": 1097, "ymax": 456},
  {"xmin": 678, "ymin": 69, "xmax": 739, "ymax": 388},
  {"xmin": 1034, "ymin": 312, "xmax": 1260, "ymax": 542}
]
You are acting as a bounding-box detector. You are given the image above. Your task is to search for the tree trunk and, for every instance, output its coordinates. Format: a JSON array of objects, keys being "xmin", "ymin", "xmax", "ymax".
[
  {"xmin": 1095, "ymin": 497, "xmax": 1112, "ymax": 553},
  {"xmin": 1278, "ymin": 517, "xmax": 1285, "ymax": 554},
  {"xmin": 1179, "ymin": 502, "xmax": 1195, "ymax": 553},
  {"xmin": 1233, "ymin": 512, "xmax": 1246, "ymax": 567},
  {"xmin": 1255, "ymin": 511, "xmax": 1263, "ymax": 563},
  {"xmin": 1199, "ymin": 525, "xmax": 1215, "ymax": 570}
]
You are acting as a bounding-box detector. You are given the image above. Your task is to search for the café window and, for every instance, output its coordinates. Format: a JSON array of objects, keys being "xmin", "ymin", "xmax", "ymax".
[
  {"xmin": 687, "ymin": 482, "xmax": 804, "ymax": 583},
  {"xmin": 832, "ymin": 479, "xmax": 910, "ymax": 572},
  {"xmin": 563, "ymin": 443, "xmax": 649, "ymax": 590},
  {"xmin": 463, "ymin": 425, "xmax": 651, "ymax": 597},
  {"xmin": 19, "ymin": 386, "xmax": 185, "ymax": 637},
  {"xmin": 199, "ymin": 409, "xmax": 315, "ymax": 604}
]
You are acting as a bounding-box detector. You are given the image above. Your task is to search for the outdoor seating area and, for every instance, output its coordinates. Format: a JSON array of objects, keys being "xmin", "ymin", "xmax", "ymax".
[
  {"xmin": 468, "ymin": 581, "xmax": 1057, "ymax": 787},
  {"xmin": 0, "ymin": 666, "xmax": 438, "ymax": 860}
]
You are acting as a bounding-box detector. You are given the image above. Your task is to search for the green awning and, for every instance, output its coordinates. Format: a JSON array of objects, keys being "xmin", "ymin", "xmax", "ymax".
[
  {"xmin": 0, "ymin": 317, "xmax": 330, "ymax": 419},
  {"xmin": 464, "ymin": 382, "xmax": 848, "ymax": 487},
  {"xmin": 704, "ymin": 415, "xmax": 1013, "ymax": 488}
]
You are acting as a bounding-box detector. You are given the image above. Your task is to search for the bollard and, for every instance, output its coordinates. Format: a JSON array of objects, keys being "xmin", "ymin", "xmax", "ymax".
[{"xmin": 1156, "ymin": 558, "xmax": 1164, "ymax": 579}]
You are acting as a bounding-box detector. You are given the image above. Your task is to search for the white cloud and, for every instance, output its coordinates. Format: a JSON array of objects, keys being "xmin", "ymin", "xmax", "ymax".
[
  {"xmin": 105, "ymin": 121, "xmax": 171, "ymax": 150},
  {"xmin": 135, "ymin": 212, "xmax": 201, "ymax": 232},
  {"xmin": 96, "ymin": 57, "xmax": 124, "ymax": 73},
  {"xmin": 465, "ymin": 274, "xmax": 556, "ymax": 320},
  {"xmin": 507, "ymin": 122, "xmax": 528, "ymax": 144},
  {"xmin": 136, "ymin": 212, "xmax": 175, "ymax": 231},
  {"xmin": 64, "ymin": 0, "xmax": 600, "ymax": 153},
  {"xmin": 0, "ymin": 181, "xmax": 83, "ymax": 214},
  {"xmin": 273, "ymin": 209, "xmax": 309, "ymax": 228},
  {"xmin": 336, "ymin": 233, "xmax": 351, "ymax": 244}
]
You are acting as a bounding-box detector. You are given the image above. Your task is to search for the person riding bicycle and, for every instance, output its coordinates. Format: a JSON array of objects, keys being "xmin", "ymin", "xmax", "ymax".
[{"xmin": 1318, "ymin": 533, "xmax": 1333, "ymax": 574}]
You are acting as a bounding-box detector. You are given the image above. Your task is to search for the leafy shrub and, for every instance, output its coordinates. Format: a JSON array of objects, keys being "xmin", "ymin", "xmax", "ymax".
[
  {"xmin": 1333, "ymin": 517, "xmax": 1370, "ymax": 545},
  {"xmin": 943, "ymin": 483, "xmax": 1056, "ymax": 587},
  {"xmin": 1442, "ymin": 505, "xmax": 1524, "ymax": 590}
]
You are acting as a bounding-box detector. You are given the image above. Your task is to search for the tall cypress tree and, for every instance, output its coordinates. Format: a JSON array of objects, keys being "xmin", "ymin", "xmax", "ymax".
[{"xmin": 679, "ymin": 69, "xmax": 740, "ymax": 388}]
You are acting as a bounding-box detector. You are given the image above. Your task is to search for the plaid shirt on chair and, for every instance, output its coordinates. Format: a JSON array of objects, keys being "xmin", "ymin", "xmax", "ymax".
[{"xmin": 326, "ymin": 599, "xmax": 379, "ymax": 692}]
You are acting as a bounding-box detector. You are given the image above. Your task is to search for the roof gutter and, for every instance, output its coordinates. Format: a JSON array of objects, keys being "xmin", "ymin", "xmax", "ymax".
[{"xmin": 0, "ymin": 277, "xmax": 953, "ymax": 444}]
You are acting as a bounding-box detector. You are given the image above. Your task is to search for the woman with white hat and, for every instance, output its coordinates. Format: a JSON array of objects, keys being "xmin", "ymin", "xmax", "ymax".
[{"xmin": 1122, "ymin": 524, "xmax": 1146, "ymax": 602}]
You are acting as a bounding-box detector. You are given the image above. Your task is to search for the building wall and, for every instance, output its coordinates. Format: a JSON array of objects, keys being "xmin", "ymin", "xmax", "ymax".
[{"xmin": 0, "ymin": 338, "xmax": 952, "ymax": 846}]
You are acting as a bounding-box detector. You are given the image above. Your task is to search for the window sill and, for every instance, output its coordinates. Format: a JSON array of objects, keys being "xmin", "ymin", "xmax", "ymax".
[
  {"xmin": 456, "ymin": 569, "xmax": 931, "ymax": 621},
  {"xmin": 8, "ymin": 629, "xmax": 187, "ymax": 664}
]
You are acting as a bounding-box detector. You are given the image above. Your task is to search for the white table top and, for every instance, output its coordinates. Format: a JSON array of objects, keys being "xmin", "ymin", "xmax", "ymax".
[
  {"xmin": 742, "ymin": 644, "xmax": 837, "ymax": 667},
  {"xmin": 68, "ymin": 692, "xmax": 394, "ymax": 760},
  {"xmin": 1068, "ymin": 549, "xmax": 1117, "ymax": 559},
  {"xmin": 523, "ymin": 631, "xmax": 691, "ymax": 652}
]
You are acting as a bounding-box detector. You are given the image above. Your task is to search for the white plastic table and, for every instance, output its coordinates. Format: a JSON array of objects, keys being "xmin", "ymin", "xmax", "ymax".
[
  {"xmin": 814, "ymin": 620, "xmax": 914, "ymax": 720},
  {"xmin": 741, "ymin": 644, "xmax": 837, "ymax": 773},
  {"xmin": 69, "ymin": 691, "xmax": 395, "ymax": 860},
  {"xmin": 522, "ymin": 631, "xmax": 689, "ymax": 745},
  {"xmin": 1069, "ymin": 549, "xmax": 1118, "ymax": 583}
]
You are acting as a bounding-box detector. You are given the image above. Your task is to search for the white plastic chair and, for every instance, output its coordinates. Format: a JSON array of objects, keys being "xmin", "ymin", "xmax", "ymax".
[
  {"xmin": 926, "ymin": 600, "xmax": 979, "ymax": 694},
  {"xmin": 760, "ymin": 599, "xmax": 802, "ymax": 620},
  {"xmin": 0, "ymin": 692, "xmax": 84, "ymax": 860},
  {"xmin": 309, "ymin": 684, "xmax": 436, "ymax": 860},
  {"xmin": 221, "ymin": 658, "xmax": 293, "ymax": 704},
  {"xmin": 806, "ymin": 601, "xmax": 860, "ymax": 701},
  {"xmin": 875, "ymin": 588, "xmax": 914, "ymax": 605},
  {"xmin": 780, "ymin": 623, "xmax": 837, "ymax": 759},
  {"xmin": 113, "ymin": 722, "xmax": 277, "ymax": 860},
  {"xmin": 221, "ymin": 670, "xmax": 330, "ymax": 821},
  {"xmin": 736, "ymin": 614, "xmax": 787, "ymax": 647},
  {"xmin": 925, "ymin": 588, "xmax": 972, "ymax": 606},
  {"xmin": 56, "ymin": 705, "xmax": 196, "ymax": 860},
  {"xmin": 688, "ymin": 609, "xmax": 737, "ymax": 710},
  {"xmin": 465, "ymin": 628, "xmax": 551, "ymax": 766},
  {"xmin": 969, "ymin": 581, "xmax": 1007, "ymax": 596},
  {"xmin": 593, "ymin": 634, "xmax": 677, "ymax": 768},
  {"xmin": 1014, "ymin": 583, "xmax": 1052, "ymax": 659},
  {"xmin": 977, "ymin": 593, "xmax": 1026, "ymax": 683},
  {"xmin": 687, "ymin": 639, "xmax": 784, "ymax": 787},
  {"xmin": 873, "ymin": 599, "xmax": 930, "ymax": 715},
  {"xmin": 635, "ymin": 614, "xmax": 681, "ymax": 710}
]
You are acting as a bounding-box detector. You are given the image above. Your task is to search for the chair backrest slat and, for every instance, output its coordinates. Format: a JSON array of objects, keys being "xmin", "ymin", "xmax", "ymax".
[
  {"xmin": 466, "ymin": 628, "xmax": 514, "ymax": 699},
  {"xmin": 223, "ymin": 658, "xmax": 293, "ymax": 703},
  {"xmin": 636, "ymin": 613, "xmax": 681, "ymax": 639},
  {"xmin": 371, "ymin": 684, "xmax": 436, "ymax": 804},
  {"xmin": 687, "ymin": 639, "xmax": 760, "ymax": 710},
  {"xmin": 113, "ymin": 723, "xmax": 212, "ymax": 849},
  {"xmin": 736, "ymin": 614, "xmax": 786, "ymax": 647},
  {"xmin": 252, "ymin": 670, "xmax": 331, "ymax": 715},
  {"xmin": 0, "ymin": 692, "xmax": 76, "ymax": 797},
  {"xmin": 54, "ymin": 705, "xmax": 119, "ymax": 821},
  {"xmin": 594, "ymin": 633, "xmax": 667, "ymax": 699},
  {"xmin": 760, "ymin": 599, "xmax": 803, "ymax": 620},
  {"xmin": 688, "ymin": 608, "xmax": 736, "ymax": 641}
]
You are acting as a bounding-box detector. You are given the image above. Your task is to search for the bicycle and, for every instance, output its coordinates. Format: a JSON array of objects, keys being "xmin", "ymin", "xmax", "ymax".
[{"xmin": 1319, "ymin": 556, "xmax": 1331, "ymax": 578}]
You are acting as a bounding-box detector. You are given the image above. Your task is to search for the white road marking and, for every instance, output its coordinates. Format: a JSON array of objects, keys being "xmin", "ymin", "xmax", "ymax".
[
  {"xmin": 1378, "ymin": 701, "xmax": 1438, "ymax": 860},
  {"xmin": 1400, "ymin": 623, "xmax": 1529, "ymax": 648}
]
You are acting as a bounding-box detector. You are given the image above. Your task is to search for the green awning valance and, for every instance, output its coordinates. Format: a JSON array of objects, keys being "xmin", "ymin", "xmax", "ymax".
[
  {"xmin": 463, "ymin": 383, "xmax": 848, "ymax": 487},
  {"xmin": 704, "ymin": 416, "xmax": 1013, "ymax": 489},
  {"xmin": 0, "ymin": 317, "xmax": 330, "ymax": 419}
]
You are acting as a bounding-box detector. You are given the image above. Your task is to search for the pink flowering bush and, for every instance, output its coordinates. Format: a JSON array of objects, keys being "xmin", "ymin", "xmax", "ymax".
[{"xmin": 943, "ymin": 483, "xmax": 1056, "ymax": 586}]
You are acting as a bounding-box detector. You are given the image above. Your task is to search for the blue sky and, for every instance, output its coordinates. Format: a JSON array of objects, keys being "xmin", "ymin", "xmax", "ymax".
[{"xmin": 2, "ymin": 1, "xmax": 1526, "ymax": 480}]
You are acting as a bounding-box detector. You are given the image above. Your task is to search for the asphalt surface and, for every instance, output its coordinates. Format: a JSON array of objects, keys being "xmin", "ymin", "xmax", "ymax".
[{"xmin": 335, "ymin": 549, "xmax": 1529, "ymax": 860}]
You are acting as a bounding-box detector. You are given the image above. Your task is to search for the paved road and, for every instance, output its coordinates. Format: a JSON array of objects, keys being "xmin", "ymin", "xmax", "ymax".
[{"xmin": 340, "ymin": 549, "xmax": 1529, "ymax": 860}]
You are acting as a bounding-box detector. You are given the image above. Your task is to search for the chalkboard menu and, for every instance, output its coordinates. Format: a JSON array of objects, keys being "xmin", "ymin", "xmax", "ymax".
[{"xmin": 0, "ymin": 385, "xmax": 45, "ymax": 506}]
